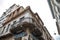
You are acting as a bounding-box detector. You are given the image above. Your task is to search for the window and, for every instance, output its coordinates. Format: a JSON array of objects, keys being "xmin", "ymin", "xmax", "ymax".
[
  {"xmin": 58, "ymin": 7, "xmax": 60, "ymax": 13},
  {"xmin": 8, "ymin": 9, "xmax": 11, "ymax": 13},
  {"xmin": 19, "ymin": 17, "xmax": 24, "ymax": 22},
  {"xmin": 59, "ymin": 16, "xmax": 60, "ymax": 19},
  {"xmin": 13, "ymin": 21, "xmax": 16, "ymax": 25},
  {"xmin": 5, "ymin": 24, "xmax": 10, "ymax": 32},
  {"xmin": 13, "ymin": 11, "xmax": 15, "ymax": 14},
  {"xmin": 1, "ymin": 27, "xmax": 5, "ymax": 34},
  {"xmin": 17, "ymin": 8, "xmax": 20, "ymax": 11},
  {"xmin": 3, "ymin": 12, "xmax": 6, "ymax": 15},
  {"xmin": 13, "ymin": 21, "xmax": 16, "ymax": 24}
]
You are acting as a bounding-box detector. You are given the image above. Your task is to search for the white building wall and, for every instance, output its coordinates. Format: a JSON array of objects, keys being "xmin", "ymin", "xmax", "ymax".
[{"xmin": 0, "ymin": 10, "xmax": 33, "ymax": 35}]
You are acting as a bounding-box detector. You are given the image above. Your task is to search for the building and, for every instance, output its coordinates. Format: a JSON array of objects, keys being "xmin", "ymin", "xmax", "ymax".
[
  {"xmin": 0, "ymin": 4, "xmax": 53, "ymax": 40},
  {"xmin": 48, "ymin": 0, "xmax": 60, "ymax": 34}
]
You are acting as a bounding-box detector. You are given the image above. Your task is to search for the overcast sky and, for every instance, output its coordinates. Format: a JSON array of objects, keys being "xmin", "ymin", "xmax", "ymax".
[{"xmin": 0, "ymin": 0, "xmax": 59, "ymax": 39}]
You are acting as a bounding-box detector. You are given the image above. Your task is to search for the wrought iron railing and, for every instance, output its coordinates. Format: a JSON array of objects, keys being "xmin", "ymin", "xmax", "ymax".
[
  {"xmin": 10, "ymin": 17, "xmax": 35, "ymax": 29},
  {"xmin": 10, "ymin": 17, "xmax": 42, "ymax": 31}
]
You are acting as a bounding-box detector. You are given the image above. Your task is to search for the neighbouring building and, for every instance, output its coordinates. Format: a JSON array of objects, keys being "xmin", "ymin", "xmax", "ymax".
[
  {"xmin": 48, "ymin": 0, "xmax": 60, "ymax": 34},
  {"xmin": 0, "ymin": 4, "xmax": 53, "ymax": 40}
]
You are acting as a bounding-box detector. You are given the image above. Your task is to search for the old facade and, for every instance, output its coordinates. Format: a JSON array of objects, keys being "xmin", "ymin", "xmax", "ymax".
[
  {"xmin": 0, "ymin": 4, "xmax": 53, "ymax": 40},
  {"xmin": 48, "ymin": 0, "xmax": 60, "ymax": 34}
]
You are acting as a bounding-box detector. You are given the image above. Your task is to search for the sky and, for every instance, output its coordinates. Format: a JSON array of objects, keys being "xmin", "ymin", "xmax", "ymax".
[{"xmin": 0, "ymin": 0, "xmax": 59, "ymax": 39}]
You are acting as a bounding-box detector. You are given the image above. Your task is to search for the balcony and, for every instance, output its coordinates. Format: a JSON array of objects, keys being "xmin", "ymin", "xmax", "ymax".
[{"xmin": 10, "ymin": 17, "xmax": 41, "ymax": 34}]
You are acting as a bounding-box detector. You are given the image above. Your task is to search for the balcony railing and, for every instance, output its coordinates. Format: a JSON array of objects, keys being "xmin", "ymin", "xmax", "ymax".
[
  {"xmin": 10, "ymin": 17, "xmax": 41, "ymax": 33},
  {"xmin": 11, "ymin": 17, "xmax": 33, "ymax": 28}
]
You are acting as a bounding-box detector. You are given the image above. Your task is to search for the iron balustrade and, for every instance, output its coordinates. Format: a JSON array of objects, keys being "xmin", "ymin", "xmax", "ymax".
[
  {"xmin": 10, "ymin": 17, "xmax": 42, "ymax": 33},
  {"xmin": 10, "ymin": 17, "xmax": 37, "ymax": 29}
]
